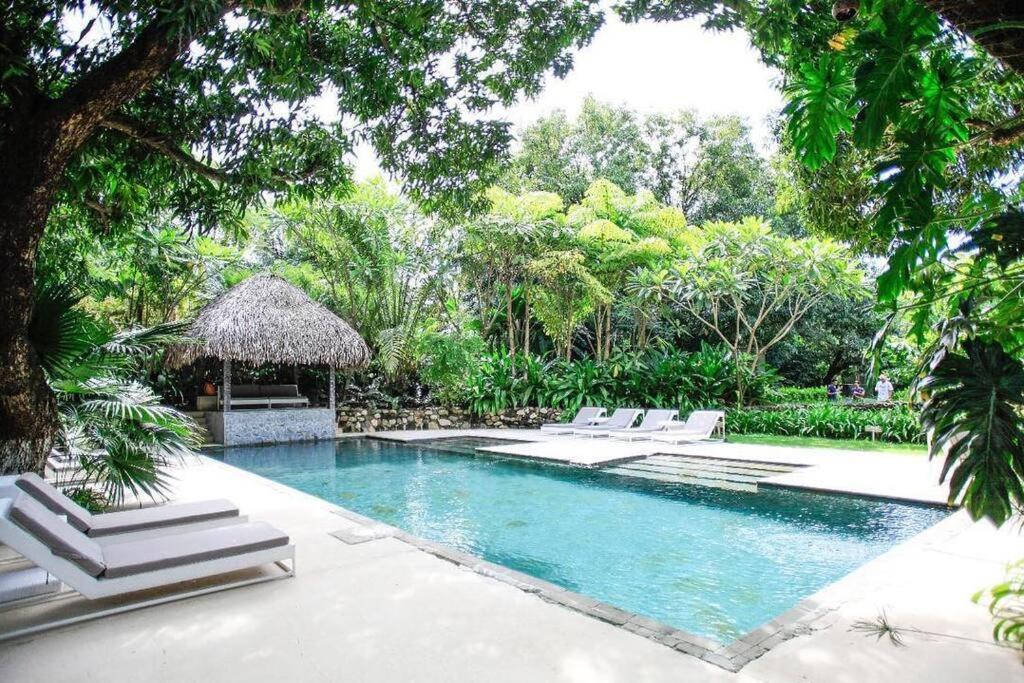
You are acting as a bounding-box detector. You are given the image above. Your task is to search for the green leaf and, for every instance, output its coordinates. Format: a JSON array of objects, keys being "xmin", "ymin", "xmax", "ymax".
[
  {"xmin": 852, "ymin": 3, "xmax": 939, "ymax": 148},
  {"xmin": 918, "ymin": 340, "xmax": 1024, "ymax": 525},
  {"xmin": 783, "ymin": 54, "xmax": 857, "ymax": 171},
  {"xmin": 962, "ymin": 208, "xmax": 1024, "ymax": 268}
]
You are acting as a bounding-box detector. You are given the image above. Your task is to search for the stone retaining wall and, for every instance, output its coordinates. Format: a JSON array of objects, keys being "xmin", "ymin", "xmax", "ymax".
[{"xmin": 335, "ymin": 405, "xmax": 564, "ymax": 433}]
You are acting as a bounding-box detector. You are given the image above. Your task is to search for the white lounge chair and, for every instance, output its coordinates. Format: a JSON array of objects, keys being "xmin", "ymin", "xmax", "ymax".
[
  {"xmin": 607, "ymin": 409, "xmax": 679, "ymax": 441},
  {"xmin": 572, "ymin": 408, "xmax": 643, "ymax": 438},
  {"xmin": 10, "ymin": 472, "xmax": 243, "ymax": 540},
  {"xmin": 649, "ymin": 410, "xmax": 725, "ymax": 444},
  {"xmin": 539, "ymin": 407, "xmax": 607, "ymax": 434},
  {"xmin": 0, "ymin": 493, "xmax": 294, "ymax": 642}
]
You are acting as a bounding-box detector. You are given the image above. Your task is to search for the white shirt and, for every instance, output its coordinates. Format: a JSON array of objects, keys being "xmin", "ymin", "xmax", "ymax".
[{"xmin": 875, "ymin": 379, "xmax": 893, "ymax": 401}]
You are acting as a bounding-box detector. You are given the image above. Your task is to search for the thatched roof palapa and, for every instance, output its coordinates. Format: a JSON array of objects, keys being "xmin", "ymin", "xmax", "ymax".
[{"xmin": 167, "ymin": 273, "xmax": 370, "ymax": 369}]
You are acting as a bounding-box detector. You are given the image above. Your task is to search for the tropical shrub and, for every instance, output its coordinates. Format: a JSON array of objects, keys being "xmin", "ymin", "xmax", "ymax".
[
  {"xmin": 727, "ymin": 405, "xmax": 924, "ymax": 444},
  {"xmin": 762, "ymin": 386, "xmax": 828, "ymax": 405},
  {"xmin": 762, "ymin": 385, "xmax": 913, "ymax": 406},
  {"xmin": 974, "ymin": 559, "xmax": 1024, "ymax": 650},
  {"xmin": 460, "ymin": 344, "xmax": 773, "ymax": 415},
  {"xmin": 415, "ymin": 321, "xmax": 486, "ymax": 406},
  {"xmin": 29, "ymin": 281, "xmax": 200, "ymax": 505}
]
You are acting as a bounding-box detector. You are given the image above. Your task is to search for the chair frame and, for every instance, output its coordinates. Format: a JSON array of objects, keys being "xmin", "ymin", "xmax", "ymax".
[{"xmin": 0, "ymin": 498, "xmax": 294, "ymax": 642}]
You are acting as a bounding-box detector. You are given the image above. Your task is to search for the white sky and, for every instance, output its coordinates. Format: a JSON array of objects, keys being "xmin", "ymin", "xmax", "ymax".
[{"xmin": 352, "ymin": 15, "xmax": 784, "ymax": 180}]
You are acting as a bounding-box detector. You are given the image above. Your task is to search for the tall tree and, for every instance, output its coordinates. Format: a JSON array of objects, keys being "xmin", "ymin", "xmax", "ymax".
[
  {"xmin": 669, "ymin": 218, "xmax": 864, "ymax": 405},
  {"xmin": 513, "ymin": 98, "xmax": 781, "ymax": 224},
  {"xmin": 275, "ymin": 180, "xmax": 451, "ymax": 381},
  {"xmin": 0, "ymin": 1, "xmax": 603, "ymax": 472},
  {"xmin": 460, "ymin": 188, "xmax": 565, "ymax": 356},
  {"xmin": 528, "ymin": 250, "xmax": 610, "ymax": 360},
  {"xmin": 568, "ymin": 179, "xmax": 684, "ymax": 357},
  {"xmin": 514, "ymin": 96, "xmax": 650, "ymax": 204},
  {"xmin": 646, "ymin": 112, "xmax": 775, "ymax": 223},
  {"xmin": 621, "ymin": 0, "xmax": 1024, "ymax": 524}
]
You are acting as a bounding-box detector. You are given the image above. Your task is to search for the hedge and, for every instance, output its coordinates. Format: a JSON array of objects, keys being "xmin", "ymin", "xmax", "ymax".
[{"xmin": 726, "ymin": 405, "xmax": 924, "ymax": 444}]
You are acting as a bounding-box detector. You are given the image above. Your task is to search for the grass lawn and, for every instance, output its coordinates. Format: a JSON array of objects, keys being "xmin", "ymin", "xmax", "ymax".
[{"xmin": 726, "ymin": 433, "xmax": 927, "ymax": 455}]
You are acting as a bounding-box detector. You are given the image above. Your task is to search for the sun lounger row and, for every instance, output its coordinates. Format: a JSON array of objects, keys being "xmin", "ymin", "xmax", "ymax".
[
  {"xmin": 541, "ymin": 406, "xmax": 724, "ymax": 442},
  {"xmin": 0, "ymin": 473, "xmax": 294, "ymax": 641}
]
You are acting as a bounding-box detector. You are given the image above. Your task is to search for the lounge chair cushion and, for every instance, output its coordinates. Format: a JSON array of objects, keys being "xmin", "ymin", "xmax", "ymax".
[
  {"xmin": 9, "ymin": 494, "xmax": 105, "ymax": 576},
  {"xmin": 85, "ymin": 499, "xmax": 240, "ymax": 537},
  {"xmin": 16, "ymin": 472, "xmax": 93, "ymax": 533},
  {"xmin": 101, "ymin": 522, "xmax": 289, "ymax": 578}
]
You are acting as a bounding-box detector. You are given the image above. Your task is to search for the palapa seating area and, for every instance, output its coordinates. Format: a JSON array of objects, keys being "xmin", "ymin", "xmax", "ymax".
[{"xmin": 166, "ymin": 273, "xmax": 370, "ymax": 446}]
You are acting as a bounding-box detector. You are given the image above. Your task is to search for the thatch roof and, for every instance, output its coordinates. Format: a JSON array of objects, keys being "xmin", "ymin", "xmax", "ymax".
[{"xmin": 166, "ymin": 273, "xmax": 370, "ymax": 369}]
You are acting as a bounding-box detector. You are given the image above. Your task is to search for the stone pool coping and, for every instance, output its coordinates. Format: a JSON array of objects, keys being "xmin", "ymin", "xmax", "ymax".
[{"xmin": 326, "ymin": 498, "xmax": 967, "ymax": 672}]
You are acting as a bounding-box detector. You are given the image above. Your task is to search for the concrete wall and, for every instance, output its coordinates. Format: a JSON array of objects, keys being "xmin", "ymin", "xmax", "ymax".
[{"xmin": 207, "ymin": 408, "xmax": 336, "ymax": 447}]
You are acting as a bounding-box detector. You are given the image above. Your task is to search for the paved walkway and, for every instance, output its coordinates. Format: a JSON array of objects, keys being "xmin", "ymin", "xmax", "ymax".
[{"xmin": 1, "ymin": 435, "xmax": 1022, "ymax": 682}]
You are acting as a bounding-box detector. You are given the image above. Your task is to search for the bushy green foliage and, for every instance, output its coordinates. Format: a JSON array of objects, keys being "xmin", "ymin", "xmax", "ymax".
[
  {"xmin": 29, "ymin": 282, "xmax": 199, "ymax": 504},
  {"xmin": 415, "ymin": 317, "xmax": 486, "ymax": 406},
  {"xmin": 762, "ymin": 386, "xmax": 828, "ymax": 405},
  {"xmin": 459, "ymin": 344, "xmax": 773, "ymax": 414},
  {"xmin": 727, "ymin": 405, "xmax": 923, "ymax": 444},
  {"xmin": 508, "ymin": 97, "xmax": 780, "ymax": 224},
  {"xmin": 670, "ymin": 217, "xmax": 864, "ymax": 404},
  {"xmin": 974, "ymin": 559, "xmax": 1024, "ymax": 650}
]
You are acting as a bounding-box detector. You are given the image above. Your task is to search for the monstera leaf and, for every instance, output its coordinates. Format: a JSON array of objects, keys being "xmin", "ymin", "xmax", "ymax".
[
  {"xmin": 962, "ymin": 208, "xmax": 1024, "ymax": 268},
  {"xmin": 919, "ymin": 340, "xmax": 1024, "ymax": 525},
  {"xmin": 783, "ymin": 54, "xmax": 857, "ymax": 171}
]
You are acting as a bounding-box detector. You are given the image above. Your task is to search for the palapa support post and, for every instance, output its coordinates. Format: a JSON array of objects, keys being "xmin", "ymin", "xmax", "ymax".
[
  {"xmin": 329, "ymin": 366, "xmax": 336, "ymax": 410},
  {"xmin": 223, "ymin": 358, "xmax": 232, "ymax": 412}
]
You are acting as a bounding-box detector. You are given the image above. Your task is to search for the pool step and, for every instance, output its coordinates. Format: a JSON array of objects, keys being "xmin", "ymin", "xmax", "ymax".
[
  {"xmin": 602, "ymin": 466, "xmax": 758, "ymax": 492},
  {"xmin": 642, "ymin": 455, "xmax": 797, "ymax": 476},
  {"xmin": 612, "ymin": 461, "xmax": 765, "ymax": 484},
  {"xmin": 601, "ymin": 454, "xmax": 803, "ymax": 492}
]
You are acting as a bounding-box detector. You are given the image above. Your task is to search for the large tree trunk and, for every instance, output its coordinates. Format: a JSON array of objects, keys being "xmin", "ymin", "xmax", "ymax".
[
  {"xmin": 921, "ymin": 2, "xmax": 1024, "ymax": 77},
  {"xmin": 0, "ymin": 7, "xmax": 232, "ymax": 473},
  {"xmin": 0, "ymin": 117, "xmax": 75, "ymax": 473}
]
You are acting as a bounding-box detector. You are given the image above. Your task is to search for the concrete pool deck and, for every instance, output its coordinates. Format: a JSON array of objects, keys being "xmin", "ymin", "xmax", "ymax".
[{"xmin": 1, "ymin": 433, "xmax": 1022, "ymax": 681}]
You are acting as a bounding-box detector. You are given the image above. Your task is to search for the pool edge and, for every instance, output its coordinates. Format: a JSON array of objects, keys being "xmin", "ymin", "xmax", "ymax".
[
  {"xmin": 326, "ymin": 504, "xmax": 840, "ymax": 672},
  {"xmin": 202, "ymin": 449, "xmax": 964, "ymax": 673}
]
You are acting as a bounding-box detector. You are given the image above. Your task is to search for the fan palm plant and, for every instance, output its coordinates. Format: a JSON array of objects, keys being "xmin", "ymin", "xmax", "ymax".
[{"xmin": 29, "ymin": 280, "xmax": 200, "ymax": 506}]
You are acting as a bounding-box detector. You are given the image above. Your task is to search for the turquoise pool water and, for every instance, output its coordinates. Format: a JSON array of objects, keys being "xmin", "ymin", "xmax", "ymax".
[{"xmin": 214, "ymin": 438, "xmax": 949, "ymax": 643}]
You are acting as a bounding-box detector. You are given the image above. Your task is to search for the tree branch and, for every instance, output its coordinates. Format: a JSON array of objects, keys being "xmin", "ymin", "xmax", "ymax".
[
  {"xmin": 52, "ymin": 4, "xmax": 238, "ymax": 151},
  {"xmin": 100, "ymin": 115, "xmax": 231, "ymax": 183}
]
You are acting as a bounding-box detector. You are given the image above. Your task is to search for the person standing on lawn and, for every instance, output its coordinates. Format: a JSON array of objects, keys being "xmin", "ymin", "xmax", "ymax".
[
  {"xmin": 852, "ymin": 381, "xmax": 866, "ymax": 399},
  {"xmin": 826, "ymin": 379, "xmax": 839, "ymax": 401},
  {"xmin": 875, "ymin": 374, "xmax": 894, "ymax": 402}
]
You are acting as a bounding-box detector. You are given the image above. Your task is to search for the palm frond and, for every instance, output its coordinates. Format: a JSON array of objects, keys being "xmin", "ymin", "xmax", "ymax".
[
  {"xmin": 102, "ymin": 320, "xmax": 193, "ymax": 357},
  {"xmin": 29, "ymin": 279, "xmax": 102, "ymax": 380}
]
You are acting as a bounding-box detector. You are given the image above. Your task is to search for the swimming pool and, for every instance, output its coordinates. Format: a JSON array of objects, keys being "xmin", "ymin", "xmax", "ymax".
[{"xmin": 214, "ymin": 437, "xmax": 949, "ymax": 644}]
